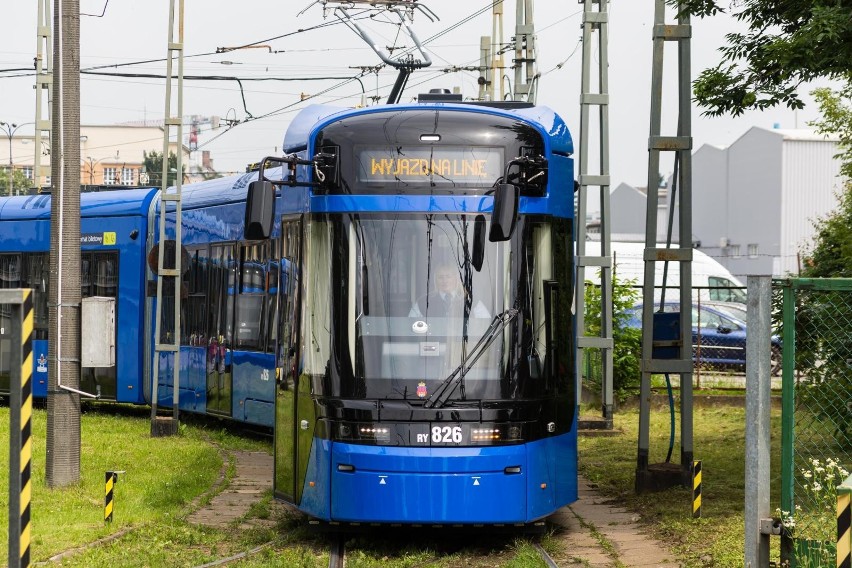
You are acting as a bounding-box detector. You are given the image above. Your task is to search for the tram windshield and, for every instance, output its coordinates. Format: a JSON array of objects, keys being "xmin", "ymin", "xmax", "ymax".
[{"xmin": 301, "ymin": 213, "xmax": 574, "ymax": 403}]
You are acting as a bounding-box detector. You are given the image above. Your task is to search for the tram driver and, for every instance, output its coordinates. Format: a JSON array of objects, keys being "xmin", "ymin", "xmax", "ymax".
[{"xmin": 408, "ymin": 264, "xmax": 490, "ymax": 319}]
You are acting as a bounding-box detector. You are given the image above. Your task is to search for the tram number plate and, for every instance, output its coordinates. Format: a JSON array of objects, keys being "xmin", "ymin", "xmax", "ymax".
[{"xmin": 431, "ymin": 425, "xmax": 463, "ymax": 445}]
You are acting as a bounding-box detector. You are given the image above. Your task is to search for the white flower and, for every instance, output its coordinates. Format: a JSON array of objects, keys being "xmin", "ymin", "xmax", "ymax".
[
  {"xmin": 803, "ymin": 471, "xmax": 812, "ymax": 479},
  {"xmin": 815, "ymin": 466, "xmax": 825, "ymax": 473},
  {"xmin": 812, "ymin": 482, "xmax": 822, "ymax": 491}
]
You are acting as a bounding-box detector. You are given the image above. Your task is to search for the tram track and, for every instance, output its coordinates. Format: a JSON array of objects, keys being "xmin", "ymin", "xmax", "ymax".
[
  {"xmin": 533, "ymin": 542, "xmax": 559, "ymax": 568},
  {"xmin": 329, "ymin": 533, "xmax": 345, "ymax": 568}
]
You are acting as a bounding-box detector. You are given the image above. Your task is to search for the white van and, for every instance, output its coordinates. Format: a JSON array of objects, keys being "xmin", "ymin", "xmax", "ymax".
[{"xmin": 581, "ymin": 241, "xmax": 746, "ymax": 303}]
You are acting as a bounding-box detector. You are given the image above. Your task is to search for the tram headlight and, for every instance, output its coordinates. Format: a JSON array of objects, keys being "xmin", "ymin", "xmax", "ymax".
[
  {"xmin": 334, "ymin": 421, "xmax": 391, "ymax": 444},
  {"xmin": 469, "ymin": 423, "xmax": 525, "ymax": 444}
]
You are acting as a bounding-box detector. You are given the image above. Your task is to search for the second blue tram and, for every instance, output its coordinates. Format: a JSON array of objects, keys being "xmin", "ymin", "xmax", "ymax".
[{"xmin": 250, "ymin": 97, "xmax": 579, "ymax": 525}]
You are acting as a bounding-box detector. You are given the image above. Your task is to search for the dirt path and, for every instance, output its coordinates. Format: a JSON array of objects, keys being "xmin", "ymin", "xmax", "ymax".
[
  {"xmin": 549, "ymin": 477, "xmax": 681, "ymax": 567},
  {"xmin": 187, "ymin": 450, "xmax": 273, "ymax": 528}
]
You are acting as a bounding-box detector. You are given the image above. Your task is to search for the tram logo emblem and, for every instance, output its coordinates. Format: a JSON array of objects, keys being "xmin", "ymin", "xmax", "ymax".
[
  {"xmin": 472, "ymin": 477, "xmax": 481, "ymax": 486},
  {"xmin": 37, "ymin": 354, "xmax": 48, "ymax": 373},
  {"xmin": 379, "ymin": 476, "xmax": 387, "ymax": 485},
  {"xmin": 416, "ymin": 382, "xmax": 427, "ymax": 398}
]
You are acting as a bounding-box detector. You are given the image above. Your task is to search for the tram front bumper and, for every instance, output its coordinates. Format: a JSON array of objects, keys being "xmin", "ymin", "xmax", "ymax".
[{"xmin": 328, "ymin": 442, "xmax": 528, "ymax": 524}]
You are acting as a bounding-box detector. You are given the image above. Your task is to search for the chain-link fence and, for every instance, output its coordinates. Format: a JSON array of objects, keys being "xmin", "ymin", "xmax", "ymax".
[
  {"xmin": 778, "ymin": 278, "xmax": 852, "ymax": 565},
  {"xmin": 582, "ymin": 285, "xmax": 755, "ymax": 396}
]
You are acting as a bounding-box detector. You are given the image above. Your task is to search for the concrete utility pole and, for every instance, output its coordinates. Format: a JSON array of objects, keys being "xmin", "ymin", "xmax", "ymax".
[{"xmin": 46, "ymin": 0, "xmax": 82, "ymax": 487}]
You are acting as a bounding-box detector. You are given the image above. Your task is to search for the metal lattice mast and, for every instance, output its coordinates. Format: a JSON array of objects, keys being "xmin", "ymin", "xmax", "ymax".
[
  {"xmin": 34, "ymin": 0, "xmax": 52, "ymax": 192},
  {"xmin": 636, "ymin": 0, "xmax": 693, "ymax": 491},
  {"xmin": 512, "ymin": 0, "xmax": 536, "ymax": 103},
  {"xmin": 575, "ymin": 0, "xmax": 614, "ymax": 427},
  {"xmin": 151, "ymin": 0, "xmax": 184, "ymax": 436}
]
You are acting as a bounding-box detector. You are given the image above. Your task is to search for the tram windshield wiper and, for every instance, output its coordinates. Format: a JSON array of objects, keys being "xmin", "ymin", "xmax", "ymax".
[{"xmin": 423, "ymin": 308, "xmax": 519, "ymax": 409}]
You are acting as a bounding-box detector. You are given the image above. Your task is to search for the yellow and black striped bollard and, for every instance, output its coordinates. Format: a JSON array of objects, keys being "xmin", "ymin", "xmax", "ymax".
[
  {"xmin": 7, "ymin": 289, "xmax": 34, "ymax": 568},
  {"xmin": 105, "ymin": 471, "xmax": 118, "ymax": 523},
  {"xmin": 692, "ymin": 460, "xmax": 702, "ymax": 519},
  {"xmin": 839, "ymin": 476, "xmax": 851, "ymax": 568}
]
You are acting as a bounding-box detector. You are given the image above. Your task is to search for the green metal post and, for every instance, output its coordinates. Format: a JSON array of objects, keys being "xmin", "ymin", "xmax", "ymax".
[{"xmin": 780, "ymin": 279, "xmax": 796, "ymax": 563}]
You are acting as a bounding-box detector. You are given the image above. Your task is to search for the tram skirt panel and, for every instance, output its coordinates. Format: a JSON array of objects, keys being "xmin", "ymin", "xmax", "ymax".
[{"xmin": 329, "ymin": 443, "xmax": 528, "ymax": 524}]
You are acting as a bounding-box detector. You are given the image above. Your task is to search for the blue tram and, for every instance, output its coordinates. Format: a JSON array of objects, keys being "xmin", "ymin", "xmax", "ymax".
[
  {"xmin": 0, "ymin": 189, "xmax": 156, "ymax": 401},
  {"xmin": 250, "ymin": 97, "xmax": 579, "ymax": 525},
  {"xmin": 0, "ymin": 95, "xmax": 578, "ymax": 525}
]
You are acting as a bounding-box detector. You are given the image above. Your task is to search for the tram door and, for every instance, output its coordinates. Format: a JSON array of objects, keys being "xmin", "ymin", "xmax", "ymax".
[
  {"xmin": 274, "ymin": 220, "xmax": 301, "ymax": 502},
  {"xmin": 207, "ymin": 244, "xmax": 235, "ymax": 416}
]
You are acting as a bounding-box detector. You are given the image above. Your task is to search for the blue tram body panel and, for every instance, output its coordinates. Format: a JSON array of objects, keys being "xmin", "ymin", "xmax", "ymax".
[
  {"xmin": 299, "ymin": 430, "xmax": 578, "ymax": 524},
  {"xmin": 231, "ymin": 351, "xmax": 276, "ymax": 426},
  {"xmin": 329, "ymin": 443, "xmax": 529, "ymax": 523},
  {"xmin": 0, "ymin": 188, "xmax": 157, "ymax": 403},
  {"xmin": 300, "ymin": 438, "xmax": 333, "ymax": 521}
]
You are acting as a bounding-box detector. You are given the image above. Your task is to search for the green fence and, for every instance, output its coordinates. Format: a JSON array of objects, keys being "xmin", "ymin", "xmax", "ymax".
[{"xmin": 779, "ymin": 278, "xmax": 852, "ymax": 566}]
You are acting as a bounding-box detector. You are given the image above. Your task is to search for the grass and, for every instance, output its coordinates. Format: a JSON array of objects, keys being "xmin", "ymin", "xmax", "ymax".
[
  {"xmin": 0, "ymin": 402, "xmax": 779, "ymax": 567},
  {"xmin": 578, "ymin": 405, "xmax": 784, "ymax": 567},
  {"xmin": 0, "ymin": 404, "xmax": 269, "ymax": 564}
]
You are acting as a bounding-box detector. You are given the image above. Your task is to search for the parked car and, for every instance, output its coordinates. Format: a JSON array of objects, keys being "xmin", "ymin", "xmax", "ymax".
[{"xmin": 626, "ymin": 302, "xmax": 782, "ymax": 375}]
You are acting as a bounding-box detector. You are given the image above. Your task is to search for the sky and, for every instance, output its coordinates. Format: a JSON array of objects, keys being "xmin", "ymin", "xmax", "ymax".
[{"xmin": 0, "ymin": 0, "xmax": 830, "ymax": 188}]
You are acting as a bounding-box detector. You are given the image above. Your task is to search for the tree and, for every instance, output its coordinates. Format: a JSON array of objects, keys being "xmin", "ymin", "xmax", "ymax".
[
  {"xmin": 584, "ymin": 273, "xmax": 642, "ymax": 401},
  {"xmin": 677, "ymin": 0, "xmax": 852, "ymax": 117},
  {"xmin": 810, "ymin": 85, "xmax": 852, "ymax": 179},
  {"xmin": 143, "ymin": 150, "xmax": 184, "ymax": 187},
  {"xmin": 0, "ymin": 168, "xmax": 33, "ymax": 196}
]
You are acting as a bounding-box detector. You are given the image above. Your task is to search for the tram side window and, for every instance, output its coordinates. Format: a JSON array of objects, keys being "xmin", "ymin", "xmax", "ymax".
[
  {"xmin": 549, "ymin": 219, "xmax": 574, "ymax": 395},
  {"xmin": 24, "ymin": 254, "xmax": 49, "ymax": 340},
  {"xmin": 278, "ymin": 222, "xmax": 301, "ymax": 383},
  {"xmin": 182, "ymin": 247, "xmax": 209, "ymax": 346},
  {"xmin": 0, "ymin": 255, "xmax": 23, "ymax": 380},
  {"xmin": 265, "ymin": 239, "xmax": 280, "ymax": 351},
  {"xmin": 208, "ymin": 244, "xmax": 235, "ymax": 348},
  {"xmin": 0, "ymin": 254, "xmax": 22, "ymax": 288},
  {"xmin": 81, "ymin": 256, "xmax": 92, "ymax": 297},
  {"xmin": 235, "ymin": 243, "xmax": 266, "ymax": 350},
  {"xmin": 93, "ymin": 254, "xmax": 118, "ymax": 297}
]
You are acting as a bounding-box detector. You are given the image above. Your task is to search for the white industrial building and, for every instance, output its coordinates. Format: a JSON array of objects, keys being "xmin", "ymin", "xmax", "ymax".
[
  {"xmin": 692, "ymin": 127, "xmax": 843, "ymax": 277},
  {"xmin": 605, "ymin": 127, "xmax": 845, "ymax": 277}
]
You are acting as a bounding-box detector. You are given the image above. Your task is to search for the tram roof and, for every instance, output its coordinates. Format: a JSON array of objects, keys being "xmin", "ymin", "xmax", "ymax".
[
  {"xmin": 283, "ymin": 103, "xmax": 574, "ymax": 156},
  {"xmin": 0, "ymin": 187, "xmax": 160, "ymax": 221}
]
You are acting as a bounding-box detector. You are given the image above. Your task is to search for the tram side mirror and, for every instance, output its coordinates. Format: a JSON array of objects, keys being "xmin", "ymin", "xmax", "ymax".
[
  {"xmin": 314, "ymin": 146, "xmax": 340, "ymax": 190},
  {"xmin": 489, "ymin": 183, "xmax": 519, "ymax": 242},
  {"xmin": 244, "ymin": 180, "xmax": 275, "ymax": 240},
  {"xmin": 472, "ymin": 215, "xmax": 486, "ymax": 272}
]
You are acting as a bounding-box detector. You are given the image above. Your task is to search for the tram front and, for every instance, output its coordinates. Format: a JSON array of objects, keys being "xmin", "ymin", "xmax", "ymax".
[{"xmin": 268, "ymin": 104, "xmax": 578, "ymax": 525}]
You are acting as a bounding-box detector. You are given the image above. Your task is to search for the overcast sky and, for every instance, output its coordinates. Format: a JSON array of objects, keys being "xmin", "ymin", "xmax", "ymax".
[{"xmin": 0, "ymin": 0, "xmax": 829, "ymax": 188}]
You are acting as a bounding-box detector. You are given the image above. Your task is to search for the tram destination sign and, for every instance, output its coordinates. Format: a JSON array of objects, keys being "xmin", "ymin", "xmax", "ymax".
[{"xmin": 357, "ymin": 146, "xmax": 503, "ymax": 185}]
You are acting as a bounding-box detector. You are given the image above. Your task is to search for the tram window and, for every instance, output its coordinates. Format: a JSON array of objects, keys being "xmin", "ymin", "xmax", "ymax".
[
  {"xmin": 278, "ymin": 221, "xmax": 301, "ymax": 382},
  {"xmin": 209, "ymin": 244, "xmax": 235, "ymax": 347},
  {"xmin": 81, "ymin": 256, "xmax": 92, "ymax": 297},
  {"xmin": 182, "ymin": 247, "xmax": 208, "ymax": 346},
  {"xmin": 549, "ymin": 219, "xmax": 574, "ymax": 395},
  {"xmin": 265, "ymin": 241, "xmax": 280, "ymax": 351},
  {"xmin": 0, "ymin": 255, "xmax": 23, "ymax": 376},
  {"xmin": 0, "ymin": 255, "xmax": 22, "ymax": 288},
  {"xmin": 24, "ymin": 254, "xmax": 49, "ymax": 340},
  {"xmin": 93, "ymin": 253, "xmax": 118, "ymax": 297},
  {"xmin": 235, "ymin": 244, "xmax": 266, "ymax": 350}
]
